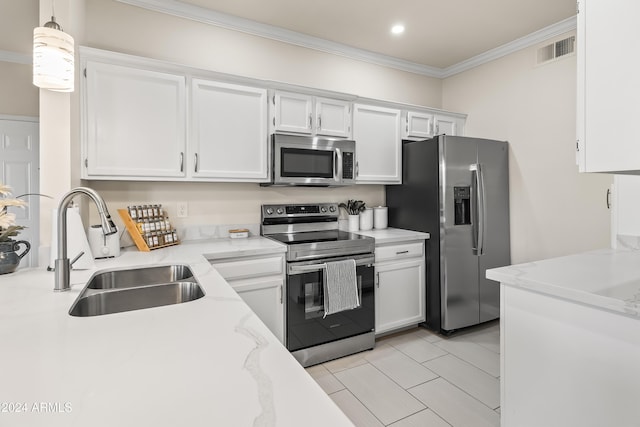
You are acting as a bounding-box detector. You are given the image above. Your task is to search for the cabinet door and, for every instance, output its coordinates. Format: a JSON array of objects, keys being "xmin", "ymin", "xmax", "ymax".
[
  {"xmin": 191, "ymin": 79, "xmax": 268, "ymax": 181},
  {"xmin": 406, "ymin": 111, "xmax": 434, "ymax": 139},
  {"xmin": 577, "ymin": 0, "xmax": 640, "ymax": 172},
  {"xmin": 231, "ymin": 278, "xmax": 284, "ymax": 343},
  {"xmin": 84, "ymin": 61, "xmax": 186, "ymax": 178},
  {"xmin": 273, "ymin": 91, "xmax": 313, "ymax": 134},
  {"xmin": 315, "ymin": 97, "xmax": 351, "ymax": 137},
  {"xmin": 434, "ymin": 115, "xmax": 458, "ymax": 136},
  {"xmin": 375, "ymin": 258, "xmax": 425, "ymax": 335},
  {"xmin": 612, "ymin": 175, "xmax": 640, "ymax": 242},
  {"xmin": 353, "ymin": 104, "xmax": 402, "ymax": 184}
]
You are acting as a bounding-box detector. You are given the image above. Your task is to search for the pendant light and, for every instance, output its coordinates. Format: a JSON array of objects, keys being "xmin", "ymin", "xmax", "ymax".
[{"xmin": 33, "ymin": 3, "xmax": 75, "ymax": 92}]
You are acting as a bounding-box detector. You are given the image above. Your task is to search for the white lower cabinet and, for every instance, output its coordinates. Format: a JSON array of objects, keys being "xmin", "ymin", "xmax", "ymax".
[
  {"xmin": 210, "ymin": 254, "xmax": 285, "ymax": 343},
  {"xmin": 374, "ymin": 241, "xmax": 426, "ymax": 335}
]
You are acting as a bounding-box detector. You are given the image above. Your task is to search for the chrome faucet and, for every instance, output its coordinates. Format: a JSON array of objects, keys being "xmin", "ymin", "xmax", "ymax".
[{"xmin": 54, "ymin": 187, "xmax": 117, "ymax": 292}]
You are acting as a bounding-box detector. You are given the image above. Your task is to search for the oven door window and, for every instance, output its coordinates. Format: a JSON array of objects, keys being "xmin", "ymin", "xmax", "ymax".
[
  {"xmin": 281, "ymin": 148, "xmax": 334, "ymax": 178},
  {"xmin": 286, "ymin": 265, "xmax": 374, "ymax": 352}
]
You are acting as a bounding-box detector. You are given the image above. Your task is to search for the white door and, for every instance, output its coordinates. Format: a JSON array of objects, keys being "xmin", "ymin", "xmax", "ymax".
[
  {"xmin": 232, "ymin": 278, "xmax": 284, "ymax": 343},
  {"xmin": 315, "ymin": 97, "xmax": 351, "ymax": 137},
  {"xmin": 0, "ymin": 117, "xmax": 40, "ymax": 268},
  {"xmin": 83, "ymin": 61, "xmax": 187, "ymax": 178},
  {"xmin": 375, "ymin": 258, "xmax": 425, "ymax": 334},
  {"xmin": 434, "ymin": 115, "xmax": 458, "ymax": 136},
  {"xmin": 353, "ymin": 104, "xmax": 402, "ymax": 184},
  {"xmin": 406, "ymin": 111, "xmax": 434, "ymax": 139},
  {"xmin": 272, "ymin": 92, "xmax": 313, "ymax": 134},
  {"xmin": 191, "ymin": 79, "xmax": 268, "ymax": 181}
]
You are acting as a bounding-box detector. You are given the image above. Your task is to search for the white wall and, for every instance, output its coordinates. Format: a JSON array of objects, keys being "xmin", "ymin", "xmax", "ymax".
[
  {"xmin": 0, "ymin": 0, "xmax": 38, "ymax": 116},
  {"xmin": 442, "ymin": 32, "xmax": 611, "ymax": 264}
]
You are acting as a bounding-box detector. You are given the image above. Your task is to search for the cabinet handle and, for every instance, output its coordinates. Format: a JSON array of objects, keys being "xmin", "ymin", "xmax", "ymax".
[
  {"xmin": 396, "ymin": 250, "xmax": 409, "ymax": 255},
  {"xmin": 376, "ymin": 272, "xmax": 379, "ymax": 288},
  {"xmin": 606, "ymin": 188, "xmax": 611, "ymax": 209},
  {"xmin": 318, "ymin": 115, "xmax": 322, "ymax": 130},
  {"xmin": 355, "ymin": 161, "xmax": 359, "ymax": 177},
  {"xmin": 280, "ymin": 284, "xmax": 283, "ymax": 304},
  {"xmin": 308, "ymin": 114, "xmax": 312, "ymax": 129},
  {"xmin": 194, "ymin": 153, "xmax": 199, "ymax": 173},
  {"xmin": 179, "ymin": 152, "xmax": 184, "ymax": 172}
]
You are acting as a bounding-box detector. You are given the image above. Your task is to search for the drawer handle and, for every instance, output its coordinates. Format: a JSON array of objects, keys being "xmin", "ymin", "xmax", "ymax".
[{"xmin": 396, "ymin": 250, "xmax": 409, "ymax": 255}]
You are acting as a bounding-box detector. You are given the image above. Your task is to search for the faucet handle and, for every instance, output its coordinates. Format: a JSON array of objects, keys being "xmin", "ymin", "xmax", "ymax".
[{"xmin": 70, "ymin": 251, "xmax": 85, "ymax": 267}]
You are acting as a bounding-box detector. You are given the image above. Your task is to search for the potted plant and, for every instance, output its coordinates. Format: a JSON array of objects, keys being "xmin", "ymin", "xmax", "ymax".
[
  {"xmin": 339, "ymin": 200, "xmax": 366, "ymax": 231},
  {"xmin": 0, "ymin": 184, "xmax": 30, "ymax": 274}
]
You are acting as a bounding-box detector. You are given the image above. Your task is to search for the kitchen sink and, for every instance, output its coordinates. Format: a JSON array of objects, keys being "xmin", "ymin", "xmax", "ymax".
[
  {"xmin": 86, "ymin": 264, "xmax": 195, "ymax": 289},
  {"xmin": 69, "ymin": 265, "xmax": 205, "ymax": 317}
]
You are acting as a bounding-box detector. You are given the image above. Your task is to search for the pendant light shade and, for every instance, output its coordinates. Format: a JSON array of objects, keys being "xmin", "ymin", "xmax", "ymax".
[{"xmin": 33, "ymin": 17, "xmax": 74, "ymax": 92}]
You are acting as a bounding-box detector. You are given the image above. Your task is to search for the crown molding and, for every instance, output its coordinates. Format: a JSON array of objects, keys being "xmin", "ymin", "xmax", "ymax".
[
  {"xmin": 441, "ymin": 16, "xmax": 577, "ymax": 78},
  {"xmin": 116, "ymin": 0, "xmax": 576, "ymax": 79},
  {"xmin": 0, "ymin": 50, "xmax": 31, "ymax": 65}
]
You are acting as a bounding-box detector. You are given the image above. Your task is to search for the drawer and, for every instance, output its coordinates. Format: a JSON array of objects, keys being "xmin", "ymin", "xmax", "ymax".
[
  {"xmin": 211, "ymin": 255, "xmax": 283, "ymax": 281},
  {"xmin": 375, "ymin": 241, "xmax": 424, "ymax": 263}
]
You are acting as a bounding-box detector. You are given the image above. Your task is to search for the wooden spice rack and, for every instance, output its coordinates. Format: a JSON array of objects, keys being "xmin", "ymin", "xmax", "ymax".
[{"xmin": 118, "ymin": 207, "xmax": 180, "ymax": 252}]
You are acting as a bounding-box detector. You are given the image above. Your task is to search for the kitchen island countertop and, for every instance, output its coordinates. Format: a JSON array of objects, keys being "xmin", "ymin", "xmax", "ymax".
[
  {"xmin": 487, "ymin": 247, "xmax": 640, "ymax": 318},
  {"xmin": 0, "ymin": 236, "xmax": 354, "ymax": 426}
]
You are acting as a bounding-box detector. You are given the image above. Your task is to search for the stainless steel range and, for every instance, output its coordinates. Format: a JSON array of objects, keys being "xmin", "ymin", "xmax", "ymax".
[{"xmin": 261, "ymin": 203, "xmax": 375, "ymax": 367}]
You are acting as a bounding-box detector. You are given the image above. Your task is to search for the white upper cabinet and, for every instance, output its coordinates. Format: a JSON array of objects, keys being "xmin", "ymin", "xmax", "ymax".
[
  {"xmin": 403, "ymin": 111, "xmax": 465, "ymax": 140},
  {"xmin": 405, "ymin": 111, "xmax": 434, "ymax": 139},
  {"xmin": 271, "ymin": 91, "xmax": 352, "ymax": 138},
  {"xmin": 190, "ymin": 79, "xmax": 268, "ymax": 181},
  {"xmin": 272, "ymin": 91, "xmax": 314, "ymax": 134},
  {"xmin": 434, "ymin": 114, "xmax": 461, "ymax": 136},
  {"xmin": 314, "ymin": 97, "xmax": 352, "ymax": 137},
  {"xmin": 353, "ymin": 103, "xmax": 402, "ymax": 184},
  {"xmin": 83, "ymin": 61, "xmax": 187, "ymax": 178},
  {"xmin": 577, "ymin": 0, "xmax": 640, "ymax": 173}
]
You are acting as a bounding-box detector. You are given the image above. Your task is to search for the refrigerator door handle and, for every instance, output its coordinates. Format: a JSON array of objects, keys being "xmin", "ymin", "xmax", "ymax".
[
  {"xmin": 470, "ymin": 164, "xmax": 486, "ymax": 256},
  {"xmin": 476, "ymin": 163, "xmax": 487, "ymax": 255}
]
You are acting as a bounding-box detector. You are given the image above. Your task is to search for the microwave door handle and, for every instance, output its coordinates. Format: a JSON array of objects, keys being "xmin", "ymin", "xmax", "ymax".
[{"xmin": 335, "ymin": 148, "xmax": 343, "ymax": 183}]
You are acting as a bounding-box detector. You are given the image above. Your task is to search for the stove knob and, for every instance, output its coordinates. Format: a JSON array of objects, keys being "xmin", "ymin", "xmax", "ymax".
[
  {"xmin": 276, "ymin": 208, "xmax": 284, "ymax": 215},
  {"xmin": 265, "ymin": 208, "xmax": 274, "ymax": 215},
  {"xmin": 320, "ymin": 206, "xmax": 327, "ymax": 213},
  {"xmin": 329, "ymin": 205, "xmax": 336, "ymax": 212}
]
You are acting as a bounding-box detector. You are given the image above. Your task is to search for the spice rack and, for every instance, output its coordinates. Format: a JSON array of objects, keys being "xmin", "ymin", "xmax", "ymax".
[{"xmin": 118, "ymin": 204, "xmax": 179, "ymax": 252}]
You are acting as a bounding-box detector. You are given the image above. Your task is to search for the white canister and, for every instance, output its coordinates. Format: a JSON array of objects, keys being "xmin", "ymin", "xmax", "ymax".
[
  {"xmin": 359, "ymin": 208, "xmax": 373, "ymax": 231},
  {"xmin": 374, "ymin": 206, "xmax": 388, "ymax": 229},
  {"xmin": 348, "ymin": 214, "xmax": 360, "ymax": 231}
]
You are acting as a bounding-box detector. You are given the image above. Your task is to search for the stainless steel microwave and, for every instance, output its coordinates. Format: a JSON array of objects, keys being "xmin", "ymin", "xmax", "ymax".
[{"xmin": 267, "ymin": 134, "xmax": 356, "ymax": 186}]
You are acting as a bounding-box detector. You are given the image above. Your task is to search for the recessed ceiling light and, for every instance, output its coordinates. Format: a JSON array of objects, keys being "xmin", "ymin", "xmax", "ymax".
[{"xmin": 391, "ymin": 24, "xmax": 405, "ymax": 35}]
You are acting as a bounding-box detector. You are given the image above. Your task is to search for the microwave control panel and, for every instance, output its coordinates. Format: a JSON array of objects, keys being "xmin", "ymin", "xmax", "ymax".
[{"xmin": 343, "ymin": 152, "xmax": 354, "ymax": 179}]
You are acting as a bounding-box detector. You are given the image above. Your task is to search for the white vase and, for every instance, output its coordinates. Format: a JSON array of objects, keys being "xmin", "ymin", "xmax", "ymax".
[{"xmin": 348, "ymin": 215, "xmax": 360, "ymax": 231}]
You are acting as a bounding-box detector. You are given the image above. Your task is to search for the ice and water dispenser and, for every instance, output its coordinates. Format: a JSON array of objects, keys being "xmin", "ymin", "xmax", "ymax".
[{"xmin": 454, "ymin": 186, "xmax": 471, "ymax": 225}]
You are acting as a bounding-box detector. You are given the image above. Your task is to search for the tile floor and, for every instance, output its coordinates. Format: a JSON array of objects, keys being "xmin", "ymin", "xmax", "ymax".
[{"xmin": 306, "ymin": 321, "xmax": 501, "ymax": 427}]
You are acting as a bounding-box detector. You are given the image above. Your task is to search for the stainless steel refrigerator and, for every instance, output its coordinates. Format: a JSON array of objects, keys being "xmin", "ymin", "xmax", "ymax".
[{"xmin": 386, "ymin": 135, "xmax": 510, "ymax": 334}]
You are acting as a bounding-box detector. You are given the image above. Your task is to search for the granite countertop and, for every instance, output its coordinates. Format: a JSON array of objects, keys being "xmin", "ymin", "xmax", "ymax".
[
  {"xmin": 0, "ymin": 237, "xmax": 353, "ymax": 426},
  {"xmin": 354, "ymin": 227, "xmax": 430, "ymax": 244},
  {"xmin": 487, "ymin": 248, "xmax": 640, "ymax": 319}
]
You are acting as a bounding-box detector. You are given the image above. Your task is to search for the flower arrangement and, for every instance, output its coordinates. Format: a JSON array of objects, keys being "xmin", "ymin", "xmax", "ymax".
[{"xmin": 0, "ymin": 184, "xmax": 27, "ymax": 243}]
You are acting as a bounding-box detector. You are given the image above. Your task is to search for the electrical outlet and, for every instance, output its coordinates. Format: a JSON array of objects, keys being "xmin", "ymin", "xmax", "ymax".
[{"xmin": 177, "ymin": 202, "xmax": 188, "ymax": 218}]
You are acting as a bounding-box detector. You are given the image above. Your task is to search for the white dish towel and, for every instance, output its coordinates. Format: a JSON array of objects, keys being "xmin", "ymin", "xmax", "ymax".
[{"xmin": 323, "ymin": 259, "xmax": 360, "ymax": 318}]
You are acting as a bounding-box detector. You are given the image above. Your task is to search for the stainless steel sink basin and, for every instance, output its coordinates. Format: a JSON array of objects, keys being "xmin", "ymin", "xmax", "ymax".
[
  {"xmin": 86, "ymin": 264, "xmax": 195, "ymax": 289},
  {"xmin": 69, "ymin": 265, "xmax": 205, "ymax": 317}
]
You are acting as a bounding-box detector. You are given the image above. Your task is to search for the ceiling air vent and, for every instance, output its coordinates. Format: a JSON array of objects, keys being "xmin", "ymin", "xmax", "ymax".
[{"xmin": 537, "ymin": 36, "xmax": 575, "ymax": 64}]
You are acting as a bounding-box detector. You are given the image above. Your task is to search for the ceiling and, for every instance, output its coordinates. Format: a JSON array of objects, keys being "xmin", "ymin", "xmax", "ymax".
[{"xmin": 178, "ymin": 0, "xmax": 576, "ymax": 69}]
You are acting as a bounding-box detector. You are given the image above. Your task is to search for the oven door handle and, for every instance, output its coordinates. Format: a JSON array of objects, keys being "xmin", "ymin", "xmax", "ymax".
[{"xmin": 288, "ymin": 257, "xmax": 374, "ymax": 275}]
